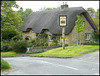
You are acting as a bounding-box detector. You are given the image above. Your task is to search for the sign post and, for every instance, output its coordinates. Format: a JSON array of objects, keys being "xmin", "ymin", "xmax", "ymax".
[{"xmin": 59, "ymin": 15, "xmax": 67, "ymax": 49}]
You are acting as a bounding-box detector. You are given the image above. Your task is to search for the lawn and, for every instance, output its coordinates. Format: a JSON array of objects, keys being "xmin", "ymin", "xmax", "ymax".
[
  {"xmin": 1, "ymin": 51, "xmax": 24, "ymax": 56},
  {"xmin": 1, "ymin": 57, "xmax": 11, "ymax": 72},
  {"xmin": 30, "ymin": 45, "xmax": 99, "ymax": 57}
]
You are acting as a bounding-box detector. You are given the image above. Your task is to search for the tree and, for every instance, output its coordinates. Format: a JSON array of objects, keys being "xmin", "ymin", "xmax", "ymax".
[
  {"xmin": 87, "ymin": 8, "xmax": 95, "ymax": 13},
  {"xmin": 75, "ymin": 16, "xmax": 84, "ymax": 46},
  {"xmin": 1, "ymin": 1, "xmax": 23, "ymax": 40},
  {"xmin": 97, "ymin": 8, "xmax": 99, "ymax": 17},
  {"xmin": 17, "ymin": 8, "xmax": 33, "ymax": 21},
  {"xmin": 92, "ymin": 17, "xmax": 99, "ymax": 30}
]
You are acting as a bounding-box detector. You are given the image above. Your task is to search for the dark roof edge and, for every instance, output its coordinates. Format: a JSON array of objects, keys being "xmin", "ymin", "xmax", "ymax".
[{"xmin": 83, "ymin": 12, "xmax": 98, "ymax": 31}]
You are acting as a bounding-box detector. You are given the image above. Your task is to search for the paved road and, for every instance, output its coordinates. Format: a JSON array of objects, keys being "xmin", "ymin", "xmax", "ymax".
[{"xmin": 1, "ymin": 51, "xmax": 99, "ymax": 75}]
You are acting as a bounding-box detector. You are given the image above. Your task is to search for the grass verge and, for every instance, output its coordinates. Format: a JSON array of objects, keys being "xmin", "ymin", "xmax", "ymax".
[
  {"xmin": 1, "ymin": 51, "xmax": 24, "ymax": 56},
  {"xmin": 1, "ymin": 57, "xmax": 11, "ymax": 72},
  {"xmin": 30, "ymin": 45, "xmax": 99, "ymax": 57}
]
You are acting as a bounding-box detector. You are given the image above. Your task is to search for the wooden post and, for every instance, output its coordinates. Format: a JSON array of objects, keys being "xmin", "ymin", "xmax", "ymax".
[
  {"xmin": 80, "ymin": 40, "xmax": 81, "ymax": 45},
  {"xmin": 62, "ymin": 27, "xmax": 65, "ymax": 49}
]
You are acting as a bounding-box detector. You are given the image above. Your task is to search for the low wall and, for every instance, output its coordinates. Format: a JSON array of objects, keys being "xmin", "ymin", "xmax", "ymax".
[{"xmin": 29, "ymin": 46, "xmax": 58, "ymax": 51}]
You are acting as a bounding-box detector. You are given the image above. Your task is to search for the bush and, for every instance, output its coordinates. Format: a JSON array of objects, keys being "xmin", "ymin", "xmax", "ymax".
[
  {"xmin": 2, "ymin": 43, "xmax": 12, "ymax": 52},
  {"xmin": 12, "ymin": 40, "xmax": 27, "ymax": 53},
  {"xmin": 11, "ymin": 35, "xmax": 21, "ymax": 41},
  {"xmin": 27, "ymin": 38, "xmax": 35, "ymax": 44},
  {"xmin": 27, "ymin": 43, "xmax": 33, "ymax": 48},
  {"xmin": 82, "ymin": 42, "xmax": 99, "ymax": 45},
  {"xmin": 58, "ymin": 44, "xmax": 68, "ymax": 47},
  {"xmin": 44, "ymin": 43, "xmax": 48, "ymax": 46}
]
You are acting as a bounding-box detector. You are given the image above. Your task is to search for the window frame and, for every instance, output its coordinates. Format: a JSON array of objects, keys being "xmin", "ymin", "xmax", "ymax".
[
  {"xmin": 85, "ymin": 33, "xmax": 91, "ymax": 40},
  {"xmin": 57, "ymin": 35, "xmax": 60, "ymax": 42}
]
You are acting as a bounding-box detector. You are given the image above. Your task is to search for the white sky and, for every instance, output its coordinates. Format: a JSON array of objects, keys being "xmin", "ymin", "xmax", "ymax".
[{"xmin": 13, "ymin": 1, "xmax": 99, "ymax": 12}]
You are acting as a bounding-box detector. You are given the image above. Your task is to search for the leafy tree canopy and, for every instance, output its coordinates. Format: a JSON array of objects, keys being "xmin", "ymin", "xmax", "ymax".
[
  {"xmin": 17, "ymin": 8, "xmax": 33, "ymax": 21},
  {"xmin": 87, "ymin": 7, "xmax": 95, "ymax": 13},
  {"xmin": 1, "ymin": 1, "xmax": 23, "ymax": 40}
]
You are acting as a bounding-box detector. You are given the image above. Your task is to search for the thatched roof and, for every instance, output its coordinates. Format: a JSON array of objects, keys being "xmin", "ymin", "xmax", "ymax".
[{"xmin": 20, "ymin": 7, "xmax": 97, "ymax": 35}]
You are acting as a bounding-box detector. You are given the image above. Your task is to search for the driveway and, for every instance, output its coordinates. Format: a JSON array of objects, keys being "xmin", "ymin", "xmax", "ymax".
[{"xmin": 1, "ymin": 51, "xmax": 99, "ymax": 75}]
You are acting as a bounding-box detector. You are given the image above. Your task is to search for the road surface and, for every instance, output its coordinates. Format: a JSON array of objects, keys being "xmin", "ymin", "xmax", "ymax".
[{"xmin": 1, "ymin": 51, "xmax": 99, "ymax": 75}]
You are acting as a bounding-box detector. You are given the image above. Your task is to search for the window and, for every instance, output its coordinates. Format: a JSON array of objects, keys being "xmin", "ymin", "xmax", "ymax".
[
  {"xmin": 85, "ymin": 33, "xmax": 90, "ymax": 40},
  {"xmin": 49, "ymin": 35, "xmax": 53, "ymax": 41},
  {"xmin": 57, "ymin": 36, "xmax": 60, "ymax": 42},
  {"xmin": 25, "ymin": 36, "xmax": 31, "ymax": 40},
  {"xmin": 82, "ymin": 21, "xmax": 85, "ymax": 27}
]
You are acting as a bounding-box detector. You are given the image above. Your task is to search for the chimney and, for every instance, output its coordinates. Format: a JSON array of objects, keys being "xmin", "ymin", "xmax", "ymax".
[
  {"xmin": 61, "ymin": 2, "xmax": 68, "ymax": 9},
  {"xmin": 87, "ymin": 8, "xmax": 92, "ymax": 14}
]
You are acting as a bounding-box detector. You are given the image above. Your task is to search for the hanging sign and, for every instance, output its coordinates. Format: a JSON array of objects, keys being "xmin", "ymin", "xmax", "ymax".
[{"xmin": 59, "ymin": 15, "xmax": 67, "ymax": 27}]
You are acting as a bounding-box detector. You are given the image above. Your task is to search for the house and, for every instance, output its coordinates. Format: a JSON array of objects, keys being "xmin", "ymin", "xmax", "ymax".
[{"xmin": 20, "ymin": 3, "xmax": 98, "ymax": 45}]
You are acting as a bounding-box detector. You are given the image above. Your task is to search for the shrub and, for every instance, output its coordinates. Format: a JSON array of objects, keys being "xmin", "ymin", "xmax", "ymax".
[
  {"xmin": 44, "ymin": 43, "xmax": 48, "ymax": 46},
  {"xmin": 12, "ymin": 40, "xmax": 27, "ymax": 53},
  {"xmin": 11, "ymin": 35, "xmax": 21, "ymax": 41},
  {"xmin": 2, "ymin": 43, "xmax": 12, "ymax": 52},
  {"xmin": 48, "ymin": 42, "xmax": 52, "ymax": 46},
  {"xmin": 27, "ymin": 43, "xmax": 33, "ymax": 48},
  {"xmin": 82, "ymin": 42, "xmax": 99, "ymax": 45},
  {"xmin": 27, "ymin": 38, "xmax": 35, "ymax": 44},
  {"xmin": 58, "ymin": 44, "xmax": 68, "ymax": 47}
]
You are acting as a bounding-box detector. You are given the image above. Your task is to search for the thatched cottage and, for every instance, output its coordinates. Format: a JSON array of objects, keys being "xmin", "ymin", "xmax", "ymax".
[{"xmin": 20, "ymin": 3, "xmax": 98, "ymax": 45}]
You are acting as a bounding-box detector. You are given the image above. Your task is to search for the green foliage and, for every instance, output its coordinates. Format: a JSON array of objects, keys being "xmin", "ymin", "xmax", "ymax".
[
  {"xmin": 34, "ymin": 33, "xmax": 48, "ymax": 46},
  {"xmin": 1, "ymin": 28, "xmax": 20, "ymax": 40},
  {"xmin": 43, "ymin": 43, "xmax": 48, "ymax": 46},
  {"xmin": 12, "ymin": 40, "xmax": 27, "ymax": 53},
  {"xmin": 58, "ymin": 44, "xmax": 68, "ymax": 47},
  {"xmin": 75, "ymin": 16, "xmax": 84, "ymax": 45},
  {"xmin": 82, "ymin": 42, "xmax": 99, "ymax": 45},
  {"xmin": 75, "ymin": 16, "xmax": 84, "ymax": 34},
  {"xmin": 92, "ymin": 32, "xmax": 99, "ymax": 42},
  {"xmin": 2, "ymin": 43, "xmax": 12, "ymax": 52},
  {"xmin": 27, "ymin": 43, "xmax": 33, "ymax": 48},
  {"xmin": 44, "ymin": 8, "xmax": 52, "ymax": 10},
  {"xmin": 92, "ymin": 17, "xmax": 99, "ymax": 30},
  {"xmin": 1, "ymin": 58, "xmax": 11, "ymax": 70},
  {"xmin": 97, "ymin": 9, "xmax": 99, "ymax": 17},
  {"xmin": 17, "ymin": 8, "xmax": 33, "ymax": 21},
  {"xmin": 87, "ymin": 8, "xmax": 95, "ymax": 13},
  {"xmin": 1, "ymin": 1, "xmax": 23, "ymax": 41},
  {"xmin": 26, "ymin": 50, "xmax": 45, "ymax": 54},
  {"xmin": 30, "ymin": 45, "xmax": 99, "ymax": 57},
  {"xmin": 51, "ymin": 35, "xmax": 58, "ymax": 46}
]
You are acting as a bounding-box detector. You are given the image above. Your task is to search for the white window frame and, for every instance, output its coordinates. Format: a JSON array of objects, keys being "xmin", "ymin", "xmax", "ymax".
[
  {"xmin": 57, "ymin": 36, "xmax": 60, "ymax": 42},
  {"xmin": 85, "ymin": 33, "xmax": 90, "ymax": 40}
]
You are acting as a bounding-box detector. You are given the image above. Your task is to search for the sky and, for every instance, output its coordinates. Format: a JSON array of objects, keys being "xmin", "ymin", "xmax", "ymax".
[{"xmin": 13, "ymin": 1, "xmax": 99, "ymax": 12}]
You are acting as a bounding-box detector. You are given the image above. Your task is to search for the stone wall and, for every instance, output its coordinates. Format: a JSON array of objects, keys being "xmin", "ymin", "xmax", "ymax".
[
  {"xmin": 23, "ymin": 30, "xmax": 36, "ymax": 40},
  {"xmin": 64, "ymin": 14, "xmax": 94, "ymax": 44},
  {"xmin": 29, "ymin": 46, "xmax": 58, "ymax": 51}
]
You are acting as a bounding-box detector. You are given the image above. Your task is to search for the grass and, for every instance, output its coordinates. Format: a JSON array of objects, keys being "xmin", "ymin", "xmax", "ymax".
[
  {"xmin": 1, "ymin": 57, "xmax": 11, "ymax": 72},
  {"xmin": 30, "ymin": 45, "xmax": 99, "ymax": 57},
  {"xmin": 1, "ymin": 51, "xmax": 24, "ymax": 56}
]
